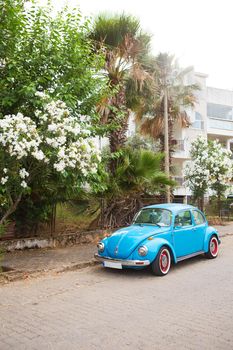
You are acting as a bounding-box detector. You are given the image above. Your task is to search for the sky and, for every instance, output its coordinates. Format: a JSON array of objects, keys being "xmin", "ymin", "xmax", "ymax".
[{"xmin": 39, "ymin": 0, "xmax": 233, "ymax": 90}]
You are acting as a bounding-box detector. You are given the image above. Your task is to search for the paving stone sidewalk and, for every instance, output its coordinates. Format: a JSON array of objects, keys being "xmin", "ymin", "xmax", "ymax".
[{"xmin": 1, "ymin": 222, "xmax": 232, "ymax": 283}]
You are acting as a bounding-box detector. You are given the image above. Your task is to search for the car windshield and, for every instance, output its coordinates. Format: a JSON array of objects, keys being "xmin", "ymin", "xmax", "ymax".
[{"xmin": 133, "ymin": 208, "xmax": 172, "ymax": 227}]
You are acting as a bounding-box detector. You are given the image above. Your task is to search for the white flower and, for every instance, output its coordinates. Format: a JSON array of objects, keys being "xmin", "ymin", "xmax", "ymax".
[
  {"xmin": 1, "ymin": 176, "xmax": 8, "ymax": 185},
  {"xmin": 19, "ymin": 168, "xmax": 29, "ymax": 179},
  {"xmin": 3, "ymin": 168, "xmax": 7, "ymax": 174},
  {"xmin": 58, "ymin": 148, "xmax": 65, "ymax": 158},
  {"xmin": 35, "ymin": 91, "xmax": 47, "ymax": 99},
  {"xmin": 79, "ymin": 115, "xmax": 86, "ymax": 122},
  {"xmin": 20, "ymin": 181, "xmax": 27, "ymax": 188},
  {"xmin": 54, "ymin": 161, "xmax": 66, "ymax": 172},
  {"xmin": 32, "ymin": 150, "xmax": 45, "ymax": 160},
  {"xmin": 48, "ymin": 124, "xmax": 57, "ymax": 132},
  {"xmin": 96, "ymin": 154, "xmax": 101, "ymax": 162}
]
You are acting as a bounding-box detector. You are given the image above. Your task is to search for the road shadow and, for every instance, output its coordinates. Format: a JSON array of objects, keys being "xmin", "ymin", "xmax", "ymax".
[{"xmin": 94, "ymin": 254, "xmax": 208, "ymax": 279}]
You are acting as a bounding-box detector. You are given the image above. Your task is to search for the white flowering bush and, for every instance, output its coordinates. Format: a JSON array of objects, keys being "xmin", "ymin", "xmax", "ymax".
[
  {"xmin": 0, "ymin": 93, "xmax": 101, "ymax": 224},
  {"xmin": 184, "ymin": 137, "xmax": 210, "ymax": 196},
  {"xmin": 208, "ymin": 140, "xmax": 232, "ymax": 188},
  {"xmin": 185, "ymin": 136, "xmax": 233, "ymax": 209}
]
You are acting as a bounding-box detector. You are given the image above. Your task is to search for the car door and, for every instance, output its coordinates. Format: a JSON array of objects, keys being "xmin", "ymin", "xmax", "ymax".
[
  {"xmin": 173, "ymin": 210, "xmax": 196, "ymax": 257},
  {"xmin": 191, "ymin": 209, "xmax": 207, "ymax": 252}
]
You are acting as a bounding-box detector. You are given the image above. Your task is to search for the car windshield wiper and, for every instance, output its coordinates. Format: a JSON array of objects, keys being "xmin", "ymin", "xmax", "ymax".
[
  {"xmin": 133, "ymin": 222, "xmax": 144, "ymax": 226},
  {"xmin": 135, "ymin": 222, "xmax": 162, "ymax": 227}
]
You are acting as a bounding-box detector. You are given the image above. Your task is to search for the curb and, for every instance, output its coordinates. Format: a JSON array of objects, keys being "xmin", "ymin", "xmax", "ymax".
[
  {"xmin": 219, "ymin": 233, "xmax": 233, "ymax": 238},
  {"xmin": 58, "ymin": 259, "xmax": 99, "ymax": 273},
  {"xmin": 0, "ymin": 259, "xmax": 98, "ymax": 285}
]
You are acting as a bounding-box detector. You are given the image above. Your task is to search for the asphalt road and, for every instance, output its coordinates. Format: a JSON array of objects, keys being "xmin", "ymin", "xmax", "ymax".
[{"xmin": 1, "ymin": 236, "xmax": 233, "ymax": 350}]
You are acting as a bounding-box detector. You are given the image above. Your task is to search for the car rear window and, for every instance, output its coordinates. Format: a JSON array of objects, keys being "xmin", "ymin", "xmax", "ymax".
[{"xmin": 192, "ymin": 210, "xmax": 206, "ymax": 225}]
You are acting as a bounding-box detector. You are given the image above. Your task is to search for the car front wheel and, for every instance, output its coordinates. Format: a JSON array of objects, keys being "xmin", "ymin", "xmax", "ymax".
[
  {"xmin": 205, "ymin": 235, "xmax": 219, "ymax": 259},
  {"xmin": 151, "ymin": 247, "xmax": 171, "ymax": 276}
]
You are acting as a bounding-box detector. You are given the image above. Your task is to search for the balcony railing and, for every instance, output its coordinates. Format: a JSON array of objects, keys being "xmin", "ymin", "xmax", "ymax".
[
  {"xmin": 173, "ymin": 176, "xmax": 184, "ymax": 186},
  {"xmin": 208, "ymin": 118, "xmax": 233, "ymax": 131},
  {"xmin": 174, "ymin": 140, "xmax": 185, "ymax": 152}
]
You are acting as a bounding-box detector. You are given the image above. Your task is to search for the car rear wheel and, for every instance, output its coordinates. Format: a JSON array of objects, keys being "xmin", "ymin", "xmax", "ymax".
[
  {"xmin": 205, "ymin": 235, "xmax": 219, "ymax": 259},
  {"xmin": 151, "ymin": 247, "xmax": 171, "ymax": 276}
]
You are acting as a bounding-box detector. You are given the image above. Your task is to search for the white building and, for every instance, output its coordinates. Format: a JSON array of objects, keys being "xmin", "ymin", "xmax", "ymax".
[{"xmin": 173, "ymin": 70, "xmax": 233, "ymax": 202}]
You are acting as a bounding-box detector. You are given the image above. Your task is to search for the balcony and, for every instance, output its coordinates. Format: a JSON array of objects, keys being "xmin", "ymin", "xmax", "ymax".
[
  {"xmin": 173, "ymin": 176, "xmax": 184, "ymax": 186},
  {"xmin": 174, "ymin": 140, "xmax": 185, "ymax": 151},
  {"xmin": 207, "ymin": 102, "xmax": 233, "ymax": 136},
  {"xmin": 172, "ymin": 140, "xmax": 190, "ymax": 159},
  {"xmin": 172, "ymin": 176, "xmax": 191, "ymax": 196},
  {"xmin": 208, "ymin": 118, "xmax": 233, "ymax": 131}
]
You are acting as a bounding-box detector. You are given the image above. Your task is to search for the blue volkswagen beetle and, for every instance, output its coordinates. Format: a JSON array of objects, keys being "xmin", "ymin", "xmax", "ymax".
[{"xmin": 94, "ymin": 204, "xmax": 220, "ymax": 276}]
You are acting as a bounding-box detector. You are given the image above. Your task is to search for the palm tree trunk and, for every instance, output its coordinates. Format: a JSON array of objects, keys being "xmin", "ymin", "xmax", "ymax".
[
  {"xmin": 159, "ymin": 116, "xmax": 174, "ymax": 171},
  {"xmin": 109, "ymin": 116, "xmax": 128, "ymax": 153},
  {"xmin": 108, "ymin": 87, "xmax": 129, "ymax": 173}
]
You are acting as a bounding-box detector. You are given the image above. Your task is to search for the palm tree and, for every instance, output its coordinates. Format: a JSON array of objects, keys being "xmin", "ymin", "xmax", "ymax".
[
  {"xmin": 137, "ymin": 53, "xmax": 199, "ymax": 168},
  {"xmin": 98, "ymin": 147, "xmax": 174, "ymax": 228},
  {"xmin": 90, "ymin": 13, "xmax": 153, "ymax": 172}
]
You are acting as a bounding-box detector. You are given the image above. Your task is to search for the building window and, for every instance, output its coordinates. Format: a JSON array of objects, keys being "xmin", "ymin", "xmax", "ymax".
[
  {"xmin": 207, "ymin": 103, "xmax": 233, "ymax": 121},
  {"xmin": 192, "ymin": 112, "xmax": 204, "ymax": 129},
  {"xmin": 174, "ymin": 140, "xmax": 185, "ymax": 151}
]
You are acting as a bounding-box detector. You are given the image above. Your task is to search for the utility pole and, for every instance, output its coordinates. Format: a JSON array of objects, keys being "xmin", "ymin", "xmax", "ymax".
[{"xmin": 164, "ymin": 86, "xmax": 171, "ymax": 203}]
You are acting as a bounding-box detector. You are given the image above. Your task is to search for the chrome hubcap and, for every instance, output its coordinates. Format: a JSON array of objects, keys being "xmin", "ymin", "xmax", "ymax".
[
  {"xmin": 210, "ymin": 238, "xmax": 218, "ymax": 256},
  {"xmin": 159, "ymin": 249, "xmax": 170, "ymax": 273},
  {"xmin": 161, "ymin": 255, "xmax": 168, "ymax": 267}
]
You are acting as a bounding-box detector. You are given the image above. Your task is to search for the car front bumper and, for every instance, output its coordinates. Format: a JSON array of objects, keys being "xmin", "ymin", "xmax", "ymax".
[{"xmin": 94, "ymin": 253, "xmax": 150, "ymax": 267}]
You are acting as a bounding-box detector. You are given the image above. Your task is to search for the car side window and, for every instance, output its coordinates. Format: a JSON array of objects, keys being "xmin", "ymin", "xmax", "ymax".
[
  {"xmin": 175, "ymin": 210, "xmax": 192, "ymax": 227},
  {"xmin": 192, "ymin": 210, "xmax": 206, "ymax": 225}
]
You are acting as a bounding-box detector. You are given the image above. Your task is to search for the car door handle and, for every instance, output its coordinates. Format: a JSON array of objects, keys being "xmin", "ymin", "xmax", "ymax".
[{"xmin": 192, "ymin": 227, "xmax": 197, "ymax": 231}]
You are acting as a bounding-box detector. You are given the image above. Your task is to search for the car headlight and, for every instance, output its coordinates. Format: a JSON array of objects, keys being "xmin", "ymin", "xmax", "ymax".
[
  {"xmin": 138, "ymin": 245, "xmax": 148, "ymax": 256},
  {"xmin": 97, "ymin": 242, "xmax": 105, "ymax": 252}
]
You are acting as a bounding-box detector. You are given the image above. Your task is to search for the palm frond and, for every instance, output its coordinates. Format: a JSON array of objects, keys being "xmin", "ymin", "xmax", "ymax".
[
  {"xmin": 91, "ymin": 13, "xmax": 140, "ymax": 49},
  {"xmin": 140, "ymin": 115, "xmax": 164, "ymax": 138},
  {"xmin": 102, "ymin": 147, "xmax": 171, "ymax": 196}
]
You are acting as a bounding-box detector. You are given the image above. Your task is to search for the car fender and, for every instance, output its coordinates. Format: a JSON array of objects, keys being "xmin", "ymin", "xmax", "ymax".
[
  {"xmin": 204, "ymin": 226, "xmax": 220, "ymax": 252},
  {"xmin": 132, "ymin": 237, "xmax": 177, "ymax": 264}
]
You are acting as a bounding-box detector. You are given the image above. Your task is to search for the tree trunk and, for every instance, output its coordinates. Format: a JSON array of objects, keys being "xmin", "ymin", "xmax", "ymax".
[
  {"xmin": 108, "ymin": 87, "xmax": 129, "ymax": 173},
  {"xmin": 217, "ymin": 191, "xmax": 221, "ymax": 217},
  {"xmin": 159, "ymin": 116, "xmax": 175, "ymax": 172},
  {"xmin": 159, "ymin": 115, "xmax": 175, "ymax": 202},
  {"xmin": 0, "ymin": 193, "xmax": 22, "ymax": 225},
  {"xmin": 98, "ymin": 196, "xmax": 143, "ymax": 228},
  {"xmin": 109, "ymin": 115, "xmax": 129, "ymax": 153},
  {"xmin": 197, "ymin": 196, "xmax": 204, "ymax": 212}
]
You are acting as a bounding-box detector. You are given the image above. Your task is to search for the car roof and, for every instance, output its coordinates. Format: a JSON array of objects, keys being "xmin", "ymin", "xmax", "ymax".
[{"xmin": 143, "ymin": 203, "xmax": 197, "ymax": 214}]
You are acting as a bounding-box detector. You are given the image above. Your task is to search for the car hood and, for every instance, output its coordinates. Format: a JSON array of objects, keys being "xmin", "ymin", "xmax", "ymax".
[{"xmin": 106, "ymin": 224, "xmax": 168, "ymax": 259}]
